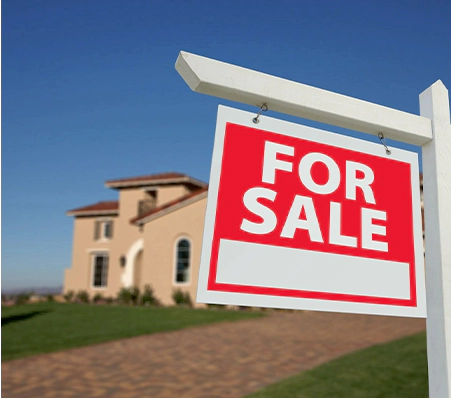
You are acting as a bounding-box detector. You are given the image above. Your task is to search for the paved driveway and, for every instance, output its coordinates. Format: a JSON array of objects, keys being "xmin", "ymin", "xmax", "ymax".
[{"xmin": 2, "ymin": 310, "xmax": 425, "ymax": 398}]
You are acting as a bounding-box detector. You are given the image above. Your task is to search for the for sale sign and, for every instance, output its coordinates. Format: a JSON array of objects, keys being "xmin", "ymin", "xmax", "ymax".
[{"xmin": 197, "ymin": 106, "xmax": 426, "ymax": 317}]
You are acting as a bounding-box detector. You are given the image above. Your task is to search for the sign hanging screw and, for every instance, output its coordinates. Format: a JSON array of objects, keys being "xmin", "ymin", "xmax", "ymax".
[
  {"xmin": 252, "ymin": 103, "xmax": 268, "ymax": 124},
  {"xmin": 378, "ymin": 133, "xmax": 391, "ymax": 155}
]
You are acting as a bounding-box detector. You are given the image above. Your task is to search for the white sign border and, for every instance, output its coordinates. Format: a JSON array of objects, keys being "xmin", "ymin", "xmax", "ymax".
[{"xmin": 197, "ymin": 105, "xmax": 426, "ymax": 318}]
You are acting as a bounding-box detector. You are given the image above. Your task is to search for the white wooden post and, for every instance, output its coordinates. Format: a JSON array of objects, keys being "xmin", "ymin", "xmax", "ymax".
[{"xmin": 420, "ymin": 80, "xmax": 451, "ymax": 398}]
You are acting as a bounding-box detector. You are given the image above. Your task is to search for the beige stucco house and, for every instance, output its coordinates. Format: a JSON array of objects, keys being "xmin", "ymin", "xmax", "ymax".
[{"xmin": 64, "ymin": 172, "xmax": 208, "ymax": 305}]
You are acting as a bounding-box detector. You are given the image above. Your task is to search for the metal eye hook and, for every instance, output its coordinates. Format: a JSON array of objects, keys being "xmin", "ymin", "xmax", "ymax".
[
  {"xmin": 252, "ymin": 103, "xmax": 268, "ymax": 124},
  {"xmin": 378, "ymin": 132, "xmax": 391, "ymax": 155}
]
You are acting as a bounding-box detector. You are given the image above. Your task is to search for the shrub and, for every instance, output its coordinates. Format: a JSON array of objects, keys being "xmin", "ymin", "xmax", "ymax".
[
  {"xmin": 172, "ymin": 289, "xmax": 192, "ymax": 307},
  {"xmin": 92, "ymin": 293, "xmax": 104, "ymax": 303},
  {"xmin": 207, "ymin": 303, "xmax": 226, "ymax": 310},
  {"xmin": 117, "ymin": 287, "xmax": 132, "ymax": 305},
  {"xmin": 141, "ymin": 284, "xmax": 160, "ymax": 306},
  {"xmin": 63, "ymin": 290, "xmax": 75, "ymax": 302},
  {"xmin": 46, "ymin": 294, "xmax": 55, "ymax": 302},
  {"xmin": 105, "ymin": 296, "xmax": 114, "ymax": 304},
  {"xmin": 14, "ymin": 293, "xmax": 31, "ymax": 306},
  {"xmin": 117, "ymin": 286, "xmax": 141, "ymax": 305},
  {"xmin": 75, "ymin": 290, "xmax": 90, "ymax": 304},
  {"xmin": 130, "ymin": 286, "xmax": 140, "ymax": 305}
]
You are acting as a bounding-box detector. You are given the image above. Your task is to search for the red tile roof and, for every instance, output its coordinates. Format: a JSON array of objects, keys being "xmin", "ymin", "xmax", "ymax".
[
  {"xmin": 130, "ymin": 187, "xmax": 208, "ymax": 225},
  {"xmin": 67, "ymin": 201, "xmax": 119, "ymax": 216},
  {"xmin": 105, "ymin": 172, "xmax": 207, "ymax": 189}
]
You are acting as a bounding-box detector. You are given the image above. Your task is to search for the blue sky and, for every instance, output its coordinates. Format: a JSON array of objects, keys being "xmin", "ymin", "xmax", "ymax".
[{"xmin": 2, "ymin": 0, "xmax": 451, "ymax": 290}]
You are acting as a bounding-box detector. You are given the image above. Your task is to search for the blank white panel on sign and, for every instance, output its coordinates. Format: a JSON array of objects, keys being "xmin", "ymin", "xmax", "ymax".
[{"xmin": 216, "ymin": 239, "xmax": 410, "ymax": 299}]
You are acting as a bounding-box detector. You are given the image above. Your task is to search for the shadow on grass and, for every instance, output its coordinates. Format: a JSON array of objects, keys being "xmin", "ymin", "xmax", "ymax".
[{"xmin": 2, "ymin": 310, "xmax": 52, "ymax": 327}]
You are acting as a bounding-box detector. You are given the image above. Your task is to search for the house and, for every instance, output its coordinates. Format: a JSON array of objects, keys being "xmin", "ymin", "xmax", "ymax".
[
  {"xmin": 65, "ymin": 170, "xmax": 425, "ymax": 306},
  {"xmin": 64, "ymin": 172, "xmax": 208, "ymax": 305}
]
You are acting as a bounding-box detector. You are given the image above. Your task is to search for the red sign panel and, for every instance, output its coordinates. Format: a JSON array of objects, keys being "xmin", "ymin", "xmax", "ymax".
[{"xmin": 197, "ymin": 106, "xmax": 426, "ymax": 318}]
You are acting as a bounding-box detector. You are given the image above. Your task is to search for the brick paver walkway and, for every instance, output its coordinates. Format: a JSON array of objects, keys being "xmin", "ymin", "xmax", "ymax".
[{"xmin": 2, "ymin": 310, "xmax": 425, "ymax": 398}]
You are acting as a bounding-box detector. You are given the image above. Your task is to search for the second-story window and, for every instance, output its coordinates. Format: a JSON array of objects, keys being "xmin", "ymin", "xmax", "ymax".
[{"xmin": 94, "ymin": 220, "xmax": 113, "ymax": 240}]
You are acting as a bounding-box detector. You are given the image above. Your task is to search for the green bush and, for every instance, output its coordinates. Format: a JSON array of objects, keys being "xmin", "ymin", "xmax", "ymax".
[
  {"xmin": 141, "ymin": 284, "xmax": 160, "ymax": 306},
  {"xmin": 172, "ymin": 289, "xmax": 192, "ymax": 307},
  {"xmin": 75, "ymin": 290, "xmax": 90, "ymax": 304},
  {"xmin": 207, "ymin": 303, "xmax": 226, "ymax": 310},
  {"xmin": 92, "ymin": 293, "xmax": 104, "ymax": 303},
  {"xmin": 117, "ymin": 286, "xmax": 141, "ymax": 305},
  {"xmin": 63, "ymin": 290, "xmax": 75, "ymax": 302},
  {"xmin": 14, "ymin": 293, "xmax": 31, "ymax": 306},
  {"xmin": 117, "ymin": 287, "xmax": 132, "ymax": 305},
  {"xmin": 46, "ymin": 294, "xmax": 55, "ymax": 302},
  {"xmin": 130, "ymin": 286, "xmax": 140, "ymax": 305}
]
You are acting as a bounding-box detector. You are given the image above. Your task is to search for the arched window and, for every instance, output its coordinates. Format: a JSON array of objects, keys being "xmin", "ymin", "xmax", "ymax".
[{"xmin": 175, "ymin": 238, "xmax": 191, "ymax": 283}]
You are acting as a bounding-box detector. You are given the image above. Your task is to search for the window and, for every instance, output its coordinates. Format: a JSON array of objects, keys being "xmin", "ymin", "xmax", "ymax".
[
  {"xmin": 94, "ymin": 220, "xmax": 113, "ymax": 240},
  {"xmin": 93, "ymin": 253, "xmax": 109, "ymax": 287},
  {"xmin": 138, "ymin": 191, "xmax": 157, "ymax": 216},
  {"xmin": 103, "ymin": 221, "xmax": 112, "ymax": 239},
  {"xmin": 175, "ymin": 239, "xmax": 191, "ymax": 283}
]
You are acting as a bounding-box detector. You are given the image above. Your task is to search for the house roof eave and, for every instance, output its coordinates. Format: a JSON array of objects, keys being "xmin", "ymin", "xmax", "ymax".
[
  {"xmin": 66, "ymin": 201, "xmax": 119, "ymax": 217},
  {"xmin": 105, "ymin": 172, "xmax": 207, "ymax": 190}
]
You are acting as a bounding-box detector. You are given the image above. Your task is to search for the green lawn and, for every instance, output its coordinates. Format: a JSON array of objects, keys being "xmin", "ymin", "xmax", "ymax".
[
  {"xmin": 245, "ymin": 331, "xmax": 428, "ymax": 398},
  {"xmin": 1, "ymin": 302, "xmax": 262, "ymax": 361}
]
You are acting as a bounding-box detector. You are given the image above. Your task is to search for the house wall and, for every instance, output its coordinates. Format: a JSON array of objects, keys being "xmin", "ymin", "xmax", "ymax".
[
  {"xmin": 64, "ymin": 215, "xmax": 119, "ymax": 296},
  {"xmin": 110, "ymin": 188, "xmax": 145, "ymax": 293},
  {"xmin": 119, "ymin": 188, "xmax": 149, "ymax": 221},
  {"xmin": 156, "ymin": 185, "xmax": 191, "ymax": 207},
  {"xmin": 141, "ymin": 196, "xmax": 207, "ymax": 306},
  {"xmin": 64, "ymin": 187, "xmax": 146, "ymax": 297},
  {"xmin": 134, "ymin": 250, "xmax": 143, "ymax": 287}
]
